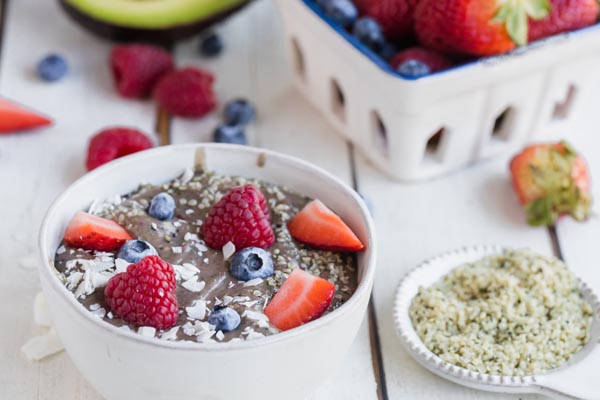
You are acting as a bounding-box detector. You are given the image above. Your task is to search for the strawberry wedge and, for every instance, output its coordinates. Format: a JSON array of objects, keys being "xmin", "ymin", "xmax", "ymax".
[
  {"xmin": 287, "ymin": 199, "xmax": 364, "ymax": 251},
  {"xmin": 64, "ymin": 211, "xmax": 133, "ymax": 251},
  {"xmin": 265, "ymin": 269, "xmax": 335, "ymax": 331},
  {"xmin": 0, "ymin": 97, "xmax": 52, "ymax": 133}
]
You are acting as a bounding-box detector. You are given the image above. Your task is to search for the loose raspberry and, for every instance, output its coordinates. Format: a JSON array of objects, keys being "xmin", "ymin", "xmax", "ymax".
[
  {"xmin": 390, "ymin": 47, "xmax": 453, "ymax": 74},
  {"xmin": 110, "ymin": 44, "xmax": 174, "ymax": 98},
  {"xmin": 153, "ymin": 67, "xmax": 217, "ymax": 117},
  {"xmin": 104, "ymin": 256, "xmax": 178, "ymax": 330},
  {"xmin": 86, "ymin": 127, "xmax": 153, "ymax": 171},
  {"xmin": 202, "ymin": 185, "xmax": 275, "ymax": 250}
]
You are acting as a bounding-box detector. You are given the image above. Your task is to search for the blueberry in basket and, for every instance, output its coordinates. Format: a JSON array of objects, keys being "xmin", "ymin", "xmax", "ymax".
[{"xmin": 310, "ymin": 0, "xmax": 600, "ymax": 78}]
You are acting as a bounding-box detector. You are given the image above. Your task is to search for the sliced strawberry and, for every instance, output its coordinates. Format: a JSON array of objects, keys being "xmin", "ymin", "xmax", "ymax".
[
  {"xmin": 64, "ymin": 211, "xmax": 133, "ymax": 251},
  {"xmin": 287, "ymin": 199, "xmax": 364, "ymax": 251},
  {"xmin": 264, "ymin": 269, "xmax": 335, "ymax": 331},
  {"xmin": 509, "ymin": 141, "xmax": 592, "ymax": 226},
  {"xmin": 0, "ymin": 98, "xmax": 52, "ymax": 134}
]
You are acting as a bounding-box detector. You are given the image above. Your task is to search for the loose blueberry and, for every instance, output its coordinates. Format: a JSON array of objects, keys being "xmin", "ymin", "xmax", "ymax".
[
  {"xmin": 213, "ymin": 124, "xmax": 247, "ymax": 145},
  {"xmin": 148, "ymin": 192, "xmax": 176, "ymax": 221},
  {"xmin": 397, "ymin": 59, "xmax": 431, "ymax": 78},
  {"xmin": 200, "ymin": 33, "xmax": 223, "ymax": 57},
  {"xmin": 117, "ymin": 240, "xmax": 158, "ymax": 264},
  {"xmin": 230, "ymin": 247, "xmax": 274, "ymax": 281},
  {"xmin": 352, "ymin": 17, "xmax": 385, "ymax": 52},
  {"xmin": 37, "ymin": 54, "xmax": 68, "ymax": 82},
  {"xmin": 323, "ymin": 0, "xmax": 358, "ymax": 27},
  {"xmin": 208, "ymin": 306, "xmax": 241, "ymax": 332},
  {"xmin": 224, "ymin": 99, "xmax": 256, "ymax": 126}
]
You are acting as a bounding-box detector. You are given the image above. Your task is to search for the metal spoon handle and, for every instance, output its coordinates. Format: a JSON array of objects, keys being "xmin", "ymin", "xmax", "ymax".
[{"xmin": 536, "ymin": 343, "xmax": 600, "ymax": 400}]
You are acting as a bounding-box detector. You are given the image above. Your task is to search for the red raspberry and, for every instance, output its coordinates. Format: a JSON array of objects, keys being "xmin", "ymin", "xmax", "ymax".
[
  {"xmin": 202, "ymin": 185, "xmax": 275, "ymax": 250},
  {"xmin": 110, "ymin": 45, "xmax": 174, "ymax": 98},
  {"xmin": 153, "ymin": 67, "xmax": 217, "ymax": 117},
  {"xmin": 86, "ymin": 127, "xmax": 153, "ymax": 171},
  {"xmin": 390, "ymin": 47, "xmax": 453, "ymax": 73},
  {"xmin": 104, "ymin": 256, "xmax": 178, "ymax": 330}
]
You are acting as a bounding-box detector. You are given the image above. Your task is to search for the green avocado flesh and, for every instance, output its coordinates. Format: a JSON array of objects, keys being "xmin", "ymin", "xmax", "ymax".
[{"xmin": 65, "ymin": 0, "xmax": 250, "ymax": 29}]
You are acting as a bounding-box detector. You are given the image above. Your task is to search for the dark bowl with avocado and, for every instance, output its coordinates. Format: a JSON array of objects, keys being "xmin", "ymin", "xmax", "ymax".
[{"xmin": 60, "ymin": 0, "xmax": 253, "ymax": 44}]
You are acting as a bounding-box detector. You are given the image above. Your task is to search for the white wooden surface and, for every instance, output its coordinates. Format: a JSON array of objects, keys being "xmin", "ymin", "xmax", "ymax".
[{"xmin": 1, "ymin": 0, "xmax": 599, "ymax": 399}]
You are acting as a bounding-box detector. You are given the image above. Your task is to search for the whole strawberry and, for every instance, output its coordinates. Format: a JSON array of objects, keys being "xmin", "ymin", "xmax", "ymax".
[
  {"xmin": 354, "ymin": 0, "xmax": 419, "ymax": 41},
  {"xmin": 202, "ymin": 185, "xmax": 275, "ymax": 250},
  {"xmin": 414, "ymin": 0, "xmax": 551, "ymax": 56},
  {"xmin": 105, "ymin": 256, "xmax": 178, "ymax": 330},
  {"xmin": 509, "ymin": 141, "xmax": 592, "ymax": 226},
  {"xmin": 110, "ymin": 45, "xmax": 174, "ymax": 98},
  {"xmin": 153, "ymin": 67, "xmax": 217, "ymax": 118},
  {"xmin": 529, "ymin": 0, "xmax": 599, "ymax": 42}
]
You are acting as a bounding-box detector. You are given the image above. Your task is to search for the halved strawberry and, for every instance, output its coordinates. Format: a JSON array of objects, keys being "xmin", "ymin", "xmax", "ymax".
[
  {"xmin": 509, "ymin": 141, "xmax": 592, "ymax": 226},
  {"xmin": 287, "ymin": 199, "xmax": 364, "ymax": 251},
  {"xmin": 0, "ymin": 98, "xmax": 52, "ymax": 134},
  {"xmin": 264, "ymin": 269, "xmax": 335, "ymax": 331},
  {"xmin": 64, "ymin": 211, "xmax": 133, "ymax": 251}
]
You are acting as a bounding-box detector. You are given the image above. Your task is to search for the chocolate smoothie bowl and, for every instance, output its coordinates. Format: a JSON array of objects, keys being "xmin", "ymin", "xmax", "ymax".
[{"xmin": 39, "ymin": 144, "xmax": 376, "ymax": 400}]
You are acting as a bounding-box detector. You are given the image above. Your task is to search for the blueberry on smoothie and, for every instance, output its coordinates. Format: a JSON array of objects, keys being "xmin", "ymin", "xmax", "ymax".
[
  {"xmin": 208, "ymin": 306, "xmax": 241, "ymax": 332},
  {"xmin": 149, "ymin": 192, "xmax": 176, "ymax": 221},
  {"xmin": 117, "ymin": 240, "xmax": 158, "ymax": 263},
  {"xmin": 229, "ymin": 247, "xmax": 274, "ymax": 281}
]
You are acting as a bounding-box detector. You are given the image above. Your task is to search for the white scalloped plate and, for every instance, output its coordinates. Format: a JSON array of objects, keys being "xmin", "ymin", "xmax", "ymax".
[{"xmin": 394, "ymin": 245, "xmax": 600, "ymax": 400}]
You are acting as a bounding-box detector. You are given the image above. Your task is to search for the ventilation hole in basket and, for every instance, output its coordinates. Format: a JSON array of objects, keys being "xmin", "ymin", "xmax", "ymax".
[
  {"xmin": 291, "ymin": 37, "xmax": 306, "ymax": 81},
  {"xmin": 553, "ymin": 84, "xmax": 577, "ymax": 120},
  {"xmin": 330, "ymin": 79, "xmax": 346, "ymax": 122},
  {"xmin": 491, "ymin": 107, "xmax": 516, "ymax": 142},
  {"xmin": 424, "ymin": 128, "xmax": 446, "ymax": 163},
  {"xmin": 371, "ymin": 111, "xmax": 388, "ymax": 157}
]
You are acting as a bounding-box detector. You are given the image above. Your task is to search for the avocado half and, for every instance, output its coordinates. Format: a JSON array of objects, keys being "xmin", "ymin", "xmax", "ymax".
[{"xmin": 60, "ymin": 0, "xmax": 253, "ymax": 44}]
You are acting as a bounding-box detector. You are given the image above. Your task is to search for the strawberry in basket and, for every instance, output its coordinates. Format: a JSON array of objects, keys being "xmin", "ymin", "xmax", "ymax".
[
  {"xmin": 354, "ymin": 0, "xmax": 419, "ymax": 40},
  {"xmin": 529, "ymin": 0, "xmax": 599, "ymax": 42},
  {"xmin": 509, "ymin": 141, "xmax": 592, "ymax": 226},
  {"xmin": 414, "ymin": 0, "xmax": 552, "ymax": 56}
]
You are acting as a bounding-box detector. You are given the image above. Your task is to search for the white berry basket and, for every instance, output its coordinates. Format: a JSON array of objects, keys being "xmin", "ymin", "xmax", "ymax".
[{"xmin": 274, "ymin": 0, "xmax": 600, "ymax": 181}]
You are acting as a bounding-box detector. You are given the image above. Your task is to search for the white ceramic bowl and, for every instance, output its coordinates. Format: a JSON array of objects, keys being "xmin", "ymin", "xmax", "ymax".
[{"xmin": 38, "ymin": 144, "xmax": 376, "ymax": 400}]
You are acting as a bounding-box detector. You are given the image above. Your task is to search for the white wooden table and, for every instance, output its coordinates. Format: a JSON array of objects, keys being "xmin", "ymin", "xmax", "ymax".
[{"xmin": 1, "ymin": 0, "xmax": 599, "ymax": 399}]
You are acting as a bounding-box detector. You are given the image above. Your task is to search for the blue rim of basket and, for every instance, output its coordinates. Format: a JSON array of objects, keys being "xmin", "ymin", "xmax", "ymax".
[{"xmin": 302, "ymin": 0, "xmax": 600, "ymax": 81}]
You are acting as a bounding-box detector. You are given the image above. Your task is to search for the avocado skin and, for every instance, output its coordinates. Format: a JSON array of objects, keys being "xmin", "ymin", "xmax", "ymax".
[{"xmin": 59, "ymin": 0, "xmax": 253, "ymax": 45}]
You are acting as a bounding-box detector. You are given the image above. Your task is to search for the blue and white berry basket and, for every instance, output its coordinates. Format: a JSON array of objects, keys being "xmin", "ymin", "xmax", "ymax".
[{"xmin": 274, "ymin": 0, "xmax": 600, "ymax": 181}]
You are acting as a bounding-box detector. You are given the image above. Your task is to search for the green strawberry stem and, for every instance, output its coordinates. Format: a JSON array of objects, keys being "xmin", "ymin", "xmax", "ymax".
[{"xmin": 493, "ymin": 0, "xmax": 551, "ymax": 46}]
